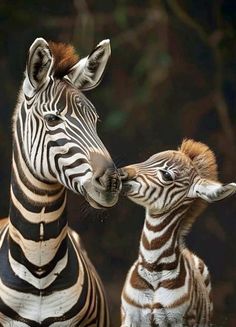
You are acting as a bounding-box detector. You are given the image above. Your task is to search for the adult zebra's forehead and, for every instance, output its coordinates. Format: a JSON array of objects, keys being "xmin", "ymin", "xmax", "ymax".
[
  {"xmin": 76, "ymin": 91, "xmax": 96, "ymax": 111},
  {"xmin": 42, "ymin": 79, "xmax": 98, "ymax": 117},
  {"xmin": 63, "ymin": 82, "xmax": 97, "ymax": 113}
]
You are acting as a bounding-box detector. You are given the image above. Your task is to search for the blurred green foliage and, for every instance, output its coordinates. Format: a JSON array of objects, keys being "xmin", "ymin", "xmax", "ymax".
[{"xmin": 0, "ymin": 0, "xmax": 236, "ymax": 325}]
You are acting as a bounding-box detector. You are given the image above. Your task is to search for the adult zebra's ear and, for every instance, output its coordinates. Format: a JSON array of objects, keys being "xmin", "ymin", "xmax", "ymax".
[
  {"xmin": 188, "ymin": 179, "xmax": 236, "ymax": 203},
  {"xmin": 66, "ymin": 39, "xmax": 111, "ymax": 91},
  {"xmin": 23, "ymin": 38, "xmax": 53, "ymax": 97}
]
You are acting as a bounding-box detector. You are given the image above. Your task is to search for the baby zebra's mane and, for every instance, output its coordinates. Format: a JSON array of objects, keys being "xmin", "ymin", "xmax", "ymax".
[
  {"xmin": 178, "ymin": 139, "xmax": 218, "ymax": 235},
  {"xmin": 49, "ymin": 42, "xmax": 79, "ymax": 78},
  {"xmin": 179, "ymin": 139, "xmax": 218, "ymax": 181}
]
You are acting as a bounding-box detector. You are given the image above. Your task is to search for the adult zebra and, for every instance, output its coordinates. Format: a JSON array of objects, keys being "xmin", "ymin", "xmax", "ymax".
[
  {"xmin": 0, "ymin": 38, "xmax": 120, "ymax": 326},
  {"xmin": 120, "ymin": 139, "xmax": 236, "ymax": 327}
]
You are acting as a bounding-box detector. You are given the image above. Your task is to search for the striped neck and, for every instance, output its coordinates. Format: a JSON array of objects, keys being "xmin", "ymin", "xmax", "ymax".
[
  {"xmin": 138, "ymin": 203, "xmax": 189, "ymax": 273},
  {"xmin": 8, "ymin": 136, "xmax": 68, "ymax": 277}
]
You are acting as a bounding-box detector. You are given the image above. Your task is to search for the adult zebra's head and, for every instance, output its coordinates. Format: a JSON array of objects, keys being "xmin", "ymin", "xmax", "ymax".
[
  {"xmin": 120, "ymin": 139, "xmax": 236, "ymax": 213},
  {"xmin": 15, "ymin": 37, "xmax": 121, "ymax": 208}
]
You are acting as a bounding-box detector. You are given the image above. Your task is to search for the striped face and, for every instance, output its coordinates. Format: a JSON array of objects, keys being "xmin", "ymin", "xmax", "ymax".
[
  {"xmin": 121, "ymin": 148, "xmax": 236, "ymax": 213},
  {"xmin": 121, "ymin": 151, "xmax": 195, "ymax": 213},
  {"xmin": 17, "ymin": 38, "xmax": 121, "ymax": 209}
]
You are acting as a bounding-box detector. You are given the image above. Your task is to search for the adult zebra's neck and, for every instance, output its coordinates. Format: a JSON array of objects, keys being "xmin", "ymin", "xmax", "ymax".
[
  {"xmin": 138, "ymin": 203, "xmax": 190, "ymax": 273},
  {"xmin": 8, "ymin": 126, "xmax": 68, "ymax": 280}
]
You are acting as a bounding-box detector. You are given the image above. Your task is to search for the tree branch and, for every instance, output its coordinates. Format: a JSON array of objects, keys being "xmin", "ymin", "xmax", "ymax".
[
  {"xmin": 166, "ymin": 0, "xmax": 236, "ymax": 165},
  {"xmin": 166, "ymin": 0, "xmax": 209, "ymax": 44}
]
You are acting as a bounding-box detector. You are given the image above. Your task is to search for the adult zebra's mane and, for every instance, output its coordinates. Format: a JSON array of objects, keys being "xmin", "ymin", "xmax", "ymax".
[{"xmin": 48, "ymin": 41, "xmax": 79, "ymax": 78}]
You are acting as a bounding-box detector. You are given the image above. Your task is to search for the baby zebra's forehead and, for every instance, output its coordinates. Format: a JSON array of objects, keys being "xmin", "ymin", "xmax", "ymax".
[{"xmin": 145, "ymin": 150, "xmax": 194, "ymax": 176}]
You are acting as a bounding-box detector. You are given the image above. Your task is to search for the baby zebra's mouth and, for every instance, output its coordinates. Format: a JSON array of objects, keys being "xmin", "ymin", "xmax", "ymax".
[
  {"xmin": 118, "ymin": 168, "xmax": 134, "ymax": 196},
  {"xmin": 121, "ymin": 182, "xmax": 133, "ymax": 196}
]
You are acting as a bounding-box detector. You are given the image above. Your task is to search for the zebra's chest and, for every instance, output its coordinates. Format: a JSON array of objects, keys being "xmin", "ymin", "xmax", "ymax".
[
  {"xmin": 138, "ymin": 264, "xmax": 191, "ymax": 306},
  {"xmin": 0, "ymin": 229, "xmax": 86, "ymax": 325},
  {"xmin": 122, "ymin": 264, "xmax": 192, "ymax": 326},
  {"xmin": 0, "ymin": 285, "xmax": 83, "ymax": 325},
  {"xmin": 121, "ymin": 301, "xmax": 189, "ymax": 327}
]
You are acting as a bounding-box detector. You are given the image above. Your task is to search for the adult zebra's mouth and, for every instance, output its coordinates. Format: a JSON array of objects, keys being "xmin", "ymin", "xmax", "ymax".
[
  {"xmin": 79, "ymin": 165, "xmax": 121, "ymax": 209},
  {"xmin": 82, "ymin": 184, "xmax": 120, "ymax": 209},
  {"xmin": 83, "ymin": 192, "xmax": 111, "ymax": 209}
]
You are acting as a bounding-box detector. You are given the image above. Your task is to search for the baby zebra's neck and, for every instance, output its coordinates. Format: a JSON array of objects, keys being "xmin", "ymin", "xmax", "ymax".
[{"xmin": 138, "ymin": 202, "xmax": 190, "ymax": 276}]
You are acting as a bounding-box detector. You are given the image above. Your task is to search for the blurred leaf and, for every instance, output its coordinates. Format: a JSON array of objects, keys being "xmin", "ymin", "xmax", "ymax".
[
  {"xmin": 104, "ymin": 110, "xmax": 128, "ymax": 130},
  {"xmin": 114, "ymin": 5, "xmax": 127, "ymax": 29}
]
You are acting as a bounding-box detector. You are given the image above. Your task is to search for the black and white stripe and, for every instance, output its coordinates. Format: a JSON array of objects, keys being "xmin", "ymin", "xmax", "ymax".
[{"xmin": 0, "ymin": 38, "xmax": 120, "ymax": 326}]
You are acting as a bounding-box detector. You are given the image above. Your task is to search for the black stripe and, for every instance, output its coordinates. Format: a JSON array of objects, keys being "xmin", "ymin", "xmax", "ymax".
[
  {"xmin": 0, "ymin": 234, "xmax": 40, "ymax": 294},
  {"xmin": 12, "ymin": 145, "xmax": 60, "ymax": 196},
  {"xmin": 9, "ymin": 204, "xmax": 67, "ymax": 241},
  {"xmin": 10, "ymin": 172, "xmax": 65, "ymax": 213}
]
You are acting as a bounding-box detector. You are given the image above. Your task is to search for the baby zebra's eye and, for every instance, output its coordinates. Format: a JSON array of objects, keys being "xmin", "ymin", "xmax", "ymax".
[
  {"xmin": 160, "ymin": 170, "xmax": 174, "ymax": 182},
  {"xmin": 44, "ymin": 114, "xmax": 62, "ymax": 126}
]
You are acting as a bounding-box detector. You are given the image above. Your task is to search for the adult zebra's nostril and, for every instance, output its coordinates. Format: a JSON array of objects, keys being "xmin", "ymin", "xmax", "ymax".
[
  {"xmin": 109, "ymin": 171, "xmax": 121, "ymax": 193},
  {"xmin": 92, "ymin": 173, "xmax": 107, "ymax": 191},
  {"xmin": 89, "ymin": 152, "xmax": 121, "ymax": 193}
]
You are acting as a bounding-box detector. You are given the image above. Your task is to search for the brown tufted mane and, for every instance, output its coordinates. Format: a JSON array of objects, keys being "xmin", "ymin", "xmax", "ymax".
[
  {"xmin": 48, "ymin": 42, "xmax": 79, "ymax": 78},
  {"xmin": 179, "ymin": 139, "xmax": 218, "ymax": 181}
]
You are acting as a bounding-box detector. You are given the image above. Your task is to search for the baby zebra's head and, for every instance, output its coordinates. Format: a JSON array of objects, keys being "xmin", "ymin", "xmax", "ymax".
[{"xmin": 120, "ymin": 139, "xmax": 236, "ymax": 214}]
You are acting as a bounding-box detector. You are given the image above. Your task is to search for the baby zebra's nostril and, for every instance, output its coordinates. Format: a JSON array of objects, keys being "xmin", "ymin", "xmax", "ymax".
[{"xmin": 118, "ymin": 168, "xmax": 129, "ymax": 181}]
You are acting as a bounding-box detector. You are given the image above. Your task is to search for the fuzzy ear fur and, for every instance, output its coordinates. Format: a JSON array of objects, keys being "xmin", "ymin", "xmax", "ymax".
[
  {"xmin": 23, "ymin": 38, "xmax": 53, "ymax": 97},
  {"xmin": 23, "ymin": 38, "xmax": 111, "ymax": 96},
  {"xmin": 188, "ymin": 179, "xmax": 236, "ymax": 203},
  {"xmin": 66, "ymin": 39, "xmax": 111, "ymax": 91}
]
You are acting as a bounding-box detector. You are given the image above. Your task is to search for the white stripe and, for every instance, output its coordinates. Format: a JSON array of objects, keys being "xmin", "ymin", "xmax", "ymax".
[
  {"xmin": 10, "ymin": 188, "xmax": 66, "ymax": 223},
  {"xmin": 9, "ymin": 250, "xmax": 68, "ymax": 289},
  {"xmin": 0, "ymin": 250, "xmax": 84, "ymax": 321},
  {"xmin": 0, "ymin": 225, "xmax": 8, "ymax": 249},
  {"xmin": 13, "ymin": 120, "xmax": 60, "ymax": 191},
  {"xmin": 12, "ymin": 158, "xmax": 64, "ymax": 204},
  {"xmin": 143, "ymin": 211, "xmax": 184, "ymax": 242},
  {"xmin": 123, "ymin": 264, "xmax": 154, "ymax": 306},
  {"xmin": 9, "ymin": 222, "xmax": 67, "ymax": 266}
]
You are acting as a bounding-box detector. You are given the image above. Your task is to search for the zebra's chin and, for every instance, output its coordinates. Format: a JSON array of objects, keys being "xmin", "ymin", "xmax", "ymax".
[{"xmin": 82, "ymin": 184, "xmax": 119, "ymax": 209}]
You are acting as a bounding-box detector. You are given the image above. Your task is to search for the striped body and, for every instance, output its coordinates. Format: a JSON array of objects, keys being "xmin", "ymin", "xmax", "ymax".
[
  {"xmin": 0, "ymin": 38, "xmax": 120, "ymax": 325},
  {"xmin": 121, "ymin": 211, "xmax": 212, "ymax": 327},
  {"xmin": 121, "ymin": 140, "xmax": 236, "ymax": 326}
]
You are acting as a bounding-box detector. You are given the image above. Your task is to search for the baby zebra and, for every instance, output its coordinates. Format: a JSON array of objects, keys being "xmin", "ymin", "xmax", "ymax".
[{"xmin": 120, "ymin": 139, "xmax": 236, "ymax": 327}]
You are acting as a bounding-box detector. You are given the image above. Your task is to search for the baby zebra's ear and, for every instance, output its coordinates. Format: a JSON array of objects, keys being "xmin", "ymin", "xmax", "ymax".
[
  {"xmin": 66, "ymin": 39, "xmax": 111, "ymax": 91},
  {"xmin": 188, "ymin": 179, "xmax": 236, "ymax": 203}
]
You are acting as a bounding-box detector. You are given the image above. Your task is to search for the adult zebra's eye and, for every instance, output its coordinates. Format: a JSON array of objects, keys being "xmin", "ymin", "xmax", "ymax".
[
  {"xmin": 160, "ymin": 170, "xmax": 174, "ymax": 182},
  {"xmin": 44, "ymin": 114, "xmax": 62, "ymax": 126}
]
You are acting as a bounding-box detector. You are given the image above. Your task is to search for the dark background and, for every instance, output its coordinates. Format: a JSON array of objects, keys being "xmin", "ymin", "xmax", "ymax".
[{"xmin": 0, "ymin": 1, "xmax": 236, "ymax": 326}]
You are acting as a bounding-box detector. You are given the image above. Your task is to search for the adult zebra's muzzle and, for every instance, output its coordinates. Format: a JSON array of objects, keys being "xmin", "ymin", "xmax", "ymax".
[
  {"xmin": 83, "ymin": 153, "xmax": 121, "ymax": 209},
  {"xmin": 93, "ymin": 167, "xmax": 120, "ymax": 194}
]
